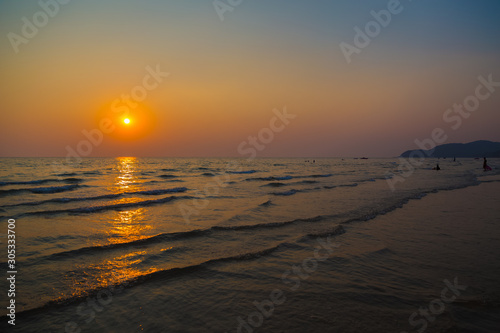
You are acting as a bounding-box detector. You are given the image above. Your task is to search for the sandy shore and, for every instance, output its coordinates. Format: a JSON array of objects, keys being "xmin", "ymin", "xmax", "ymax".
[
  {"xmin": 339, "ymin": 181, "xmax": 500, "ymax": 332},
  {"xmin": 243, "ymin": 181, "xmax": 500, "ymax": 332},
  {"xmin": 6, "ymin": 181, "xmax": 500, "ymax": 333}
]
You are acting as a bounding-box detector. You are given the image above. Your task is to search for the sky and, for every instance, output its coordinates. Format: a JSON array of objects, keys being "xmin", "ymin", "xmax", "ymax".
[{"xmin": 1, "ymin": 0, "xmax": 499, "ymax": 157}]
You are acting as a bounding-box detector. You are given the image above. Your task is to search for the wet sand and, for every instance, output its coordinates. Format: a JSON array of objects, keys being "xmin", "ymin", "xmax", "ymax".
[
  {"xmin": 339, "ymin": 181, "xmax": 500, "ymax": 332},
  {"xmin": 225, "ymin": 181, "xmax": 500, "ymax": 332},
  {"xmin": 8, "ymin": 181, "xmax": 500, "ymax": 333},
  {"xmin": 249, "ymin": 181, "xmax": 500, "ymax": 332}
]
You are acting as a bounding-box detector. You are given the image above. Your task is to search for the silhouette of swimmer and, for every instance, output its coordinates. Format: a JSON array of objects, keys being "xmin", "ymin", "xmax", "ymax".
[
  {"xmin": 433, "ymin": 163, "xmax": 440, "ymax": 170},
  {"xmin": 483, "ymin": 157, "xmax": 491, "ymax": 171}
]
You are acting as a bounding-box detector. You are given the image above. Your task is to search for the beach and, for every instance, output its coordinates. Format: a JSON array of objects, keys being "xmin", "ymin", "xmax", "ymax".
[
  {"xmin": 2, "ymin": 1, "xmax": 500, "ymax": 331},
  {"xmin": 0, "ymin": 158, "xmax": 499, "ymax": 332}
]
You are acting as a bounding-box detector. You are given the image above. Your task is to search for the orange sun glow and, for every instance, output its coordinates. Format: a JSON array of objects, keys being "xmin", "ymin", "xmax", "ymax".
[{"xmin": 94, "ymin": 101, "xmax": 157, "ymax": 141}]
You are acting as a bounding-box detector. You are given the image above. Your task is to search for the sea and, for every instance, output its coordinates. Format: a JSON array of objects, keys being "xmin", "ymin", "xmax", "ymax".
[{"xmin": 0, "ymin": 157, "xmax": 498, "ymax": 332}]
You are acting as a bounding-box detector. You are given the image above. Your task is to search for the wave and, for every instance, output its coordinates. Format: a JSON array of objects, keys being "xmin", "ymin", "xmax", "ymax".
[
  {"xmin": 323, "ymin": 183, "xmax": 359, "ymax": 189},
  {"xmin": 259, "ymin": 200, "xmax": 273, "ymax": 207},
  {"xmin": 17, "ymin": 195, "xmax": 194, "ymax": 218},
  {"xmin": 33, "ymin": 234, "xmax": 83, "ymax": 243},
  {"xmin": 16, "ymin": 180, "xmax": 486, "ymax": 317},
  {"xmin": 130, "ymin": 187, "xmax": 187, "ymax": 196},
  {"xmin": 83, "ymin": 171, "xmax": 101, "ymax": 175},
  {"xmin": 359, "ymin": 175, "xmax": 395, "ymax": 183},
  {"xmin": 227, "ymin": 170, "xmax": 257, "ymax": 174},
  {"xmin": 201, "ymin": 172, "xmax": 216, "ymax": 177},
  {"xmin": 338, "ymin": 193, "xmax": 435, "ymax": 226},
  {"xmin": 161, "ymin": 168, "xmax": 178, "ymax": 172},
  {"xmin": 19, "ymin": 222, "xmax": 350, "ymax": 316},
  {"xmin": 158, "ymin": 174, "xmax": 178, "ymax": 179},
  {"xmin": 2, "ymin": 187, "xmax": 188, "ymax": 208},
  {"xmin": 319, "ymin": 175, "xmax": 416, "ymax": 191},
  {"xmin": 262, "ymin": 182, "xmax": 288, "ymax": 187},
  {"xmin": 272, "ymin": 189, "xmax": 299, "ymax": 196},
  {"xmin": 138, "ymin": 246, "xmax": 187, "ymax": 266},
  {"xmin": 0, "ymin": 184, "xmax": 81, "ymax": 196},
  {"xmin": 211, "ymin": 220, "xmax": 298, "ymax": 231},
  {"xmin": 247, "ymin": 176, "xmax": 293, "ymax": 181},
  {"xmin": 0, "ymin": 177, "xmax": 83, "ymax": 187},
  {"xmin": 247, "ymin": 174, "xmax": 330, "ymax": 182},
  {"xmin": 306, "ymin": 174, "xmax": 333, "ymax": 178},
  {"xmin": 39, "ymin": 229, "xmax": 210, "ymax": 262},
  {"xmin": 0, "ymin": 179, "xmax": 55, "ymax": 186},
  {"xmin": 265, "ymin": 176, "xmax": 398, "ymax": 196},
  {"xmin": 35, "ymin": 215, "xmax": 328, "ymax": 263},
  {"xmin": 339, "ymin": 183, "xmax": 359, "ymax": 187},
  {"xmin": 479, "ymin": 179, "xmax": 500, "ymax": 184},
  {"xmin": 300, "ymin": 225, "xmax": 345, "ymax": 240},
  {"xmin": 62, "ymin": 177, "xmax": 83, "ymax": 183},
  {"xmin": 17, "ymin": 244, "xmax": 290, "ymax": 315},
  {"xmin": 31, "ymin": 185, "xmax": 81, "ymax": 194},
  {"xmin": 55, "ymin": 172, "xmax": 78, "ymax": 177},
  {"xmin": 1, "ymin": 193, "xmax": 122, "ymax": 208},
  {"xmin": 296, "ymin": 180, "xmax": 318, "ymax": 184}
]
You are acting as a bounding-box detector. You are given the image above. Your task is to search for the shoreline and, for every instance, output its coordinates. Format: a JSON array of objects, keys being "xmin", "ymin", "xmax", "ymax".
[
  {"xmin": 4, "ymin": 180, "xmax": 500, "ymax": 332},
  {"xmin": 339, "ymin": 180, "xmax": 500, "ymax": 332}
]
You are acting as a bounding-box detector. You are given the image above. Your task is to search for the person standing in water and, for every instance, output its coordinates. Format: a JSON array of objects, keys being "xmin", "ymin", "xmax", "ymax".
[{"xmin": 483, "ymin": 157, "xmax": 490, "ymax": 171}]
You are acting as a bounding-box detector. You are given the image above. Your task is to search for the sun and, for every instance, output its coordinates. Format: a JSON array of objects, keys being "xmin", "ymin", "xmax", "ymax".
[{"xmin": 96, "ymin": 101, "xmax": 157, "ymax": 141}]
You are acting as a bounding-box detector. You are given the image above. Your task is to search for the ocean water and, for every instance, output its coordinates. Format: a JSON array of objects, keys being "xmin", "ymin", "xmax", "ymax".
[{"xmin": 0, "ymin": 157, "xmax": 498, "ymax": 332}]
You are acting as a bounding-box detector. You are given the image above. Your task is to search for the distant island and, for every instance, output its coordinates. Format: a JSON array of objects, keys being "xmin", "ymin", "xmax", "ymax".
[{"xmin": 400, "ymin": 140, "xmax": 500, "ymax": 158}]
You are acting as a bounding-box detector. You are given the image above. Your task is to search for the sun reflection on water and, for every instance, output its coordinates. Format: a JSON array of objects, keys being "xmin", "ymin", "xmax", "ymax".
[
  {"xmin": 104, "ymin": 157, "xmax": 153, "ymax": 243},
  {"xmin": 114, "ymin": 156, "xmax": 138, "ymax": 191},
  {"xmin": 63, "ymin": 156, "xmax": 159, "ymax": 297},
  {"xmin": 107, "ymin": 208, "xmax": 153, "ymax": 244},
  {"xmin": 63, "ymin": 250, "xmax": 160, "ymax": 301}
]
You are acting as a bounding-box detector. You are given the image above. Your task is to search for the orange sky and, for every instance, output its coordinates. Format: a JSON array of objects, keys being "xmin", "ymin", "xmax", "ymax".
[{"xmin": 1, "ymin": 1, "xmax": 499, "ymax": 157}]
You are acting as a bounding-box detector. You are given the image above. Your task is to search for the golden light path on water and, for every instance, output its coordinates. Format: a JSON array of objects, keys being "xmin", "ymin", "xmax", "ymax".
[
  {"xmin": 62, "ymin": 157, "xmax": 160, "ymax": 301},
  {"xmin": 115, "ymin": 156, "xmax": 138, "ymax": 190}
]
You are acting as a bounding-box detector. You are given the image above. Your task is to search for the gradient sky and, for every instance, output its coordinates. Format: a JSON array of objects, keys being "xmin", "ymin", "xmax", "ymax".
[{"xmin": 1, "ymin": 0, "xmax": 499, "ymax": 157}]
